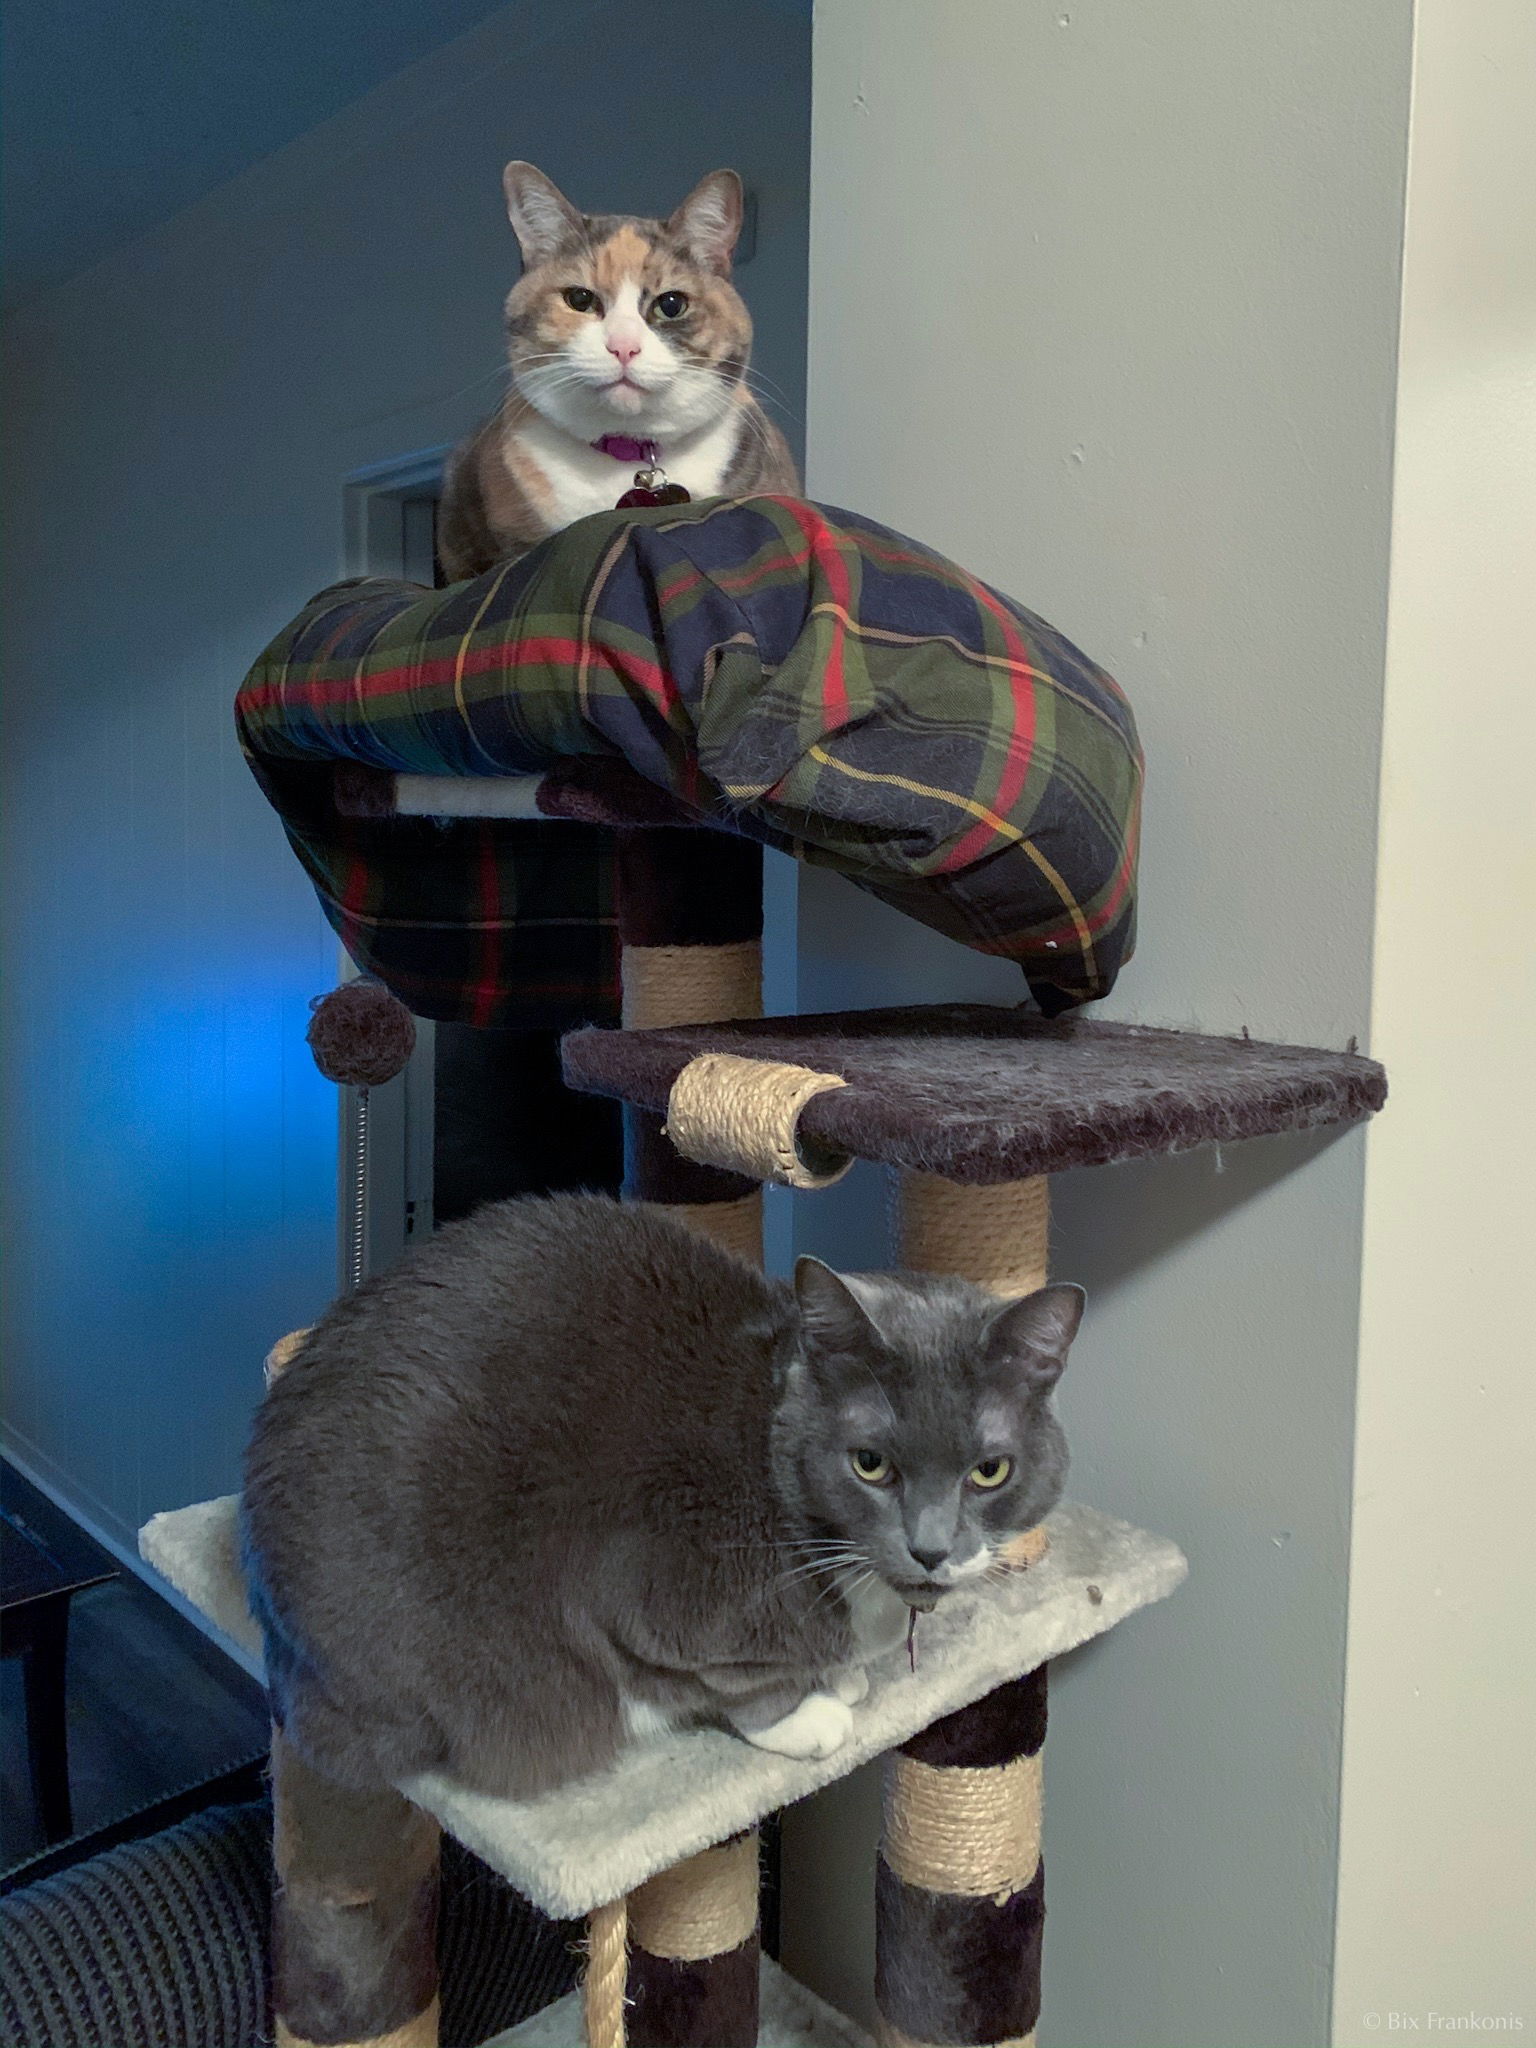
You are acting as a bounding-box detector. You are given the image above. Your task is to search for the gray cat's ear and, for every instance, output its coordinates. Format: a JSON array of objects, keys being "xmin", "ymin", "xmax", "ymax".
[
  {"xmin": 794, "ymin": 1256, "xmax": 877, "ymax": 1355},
  {"xmin": 985, "ymin": 1283, "xmax": 1086, "ymax": 1393},
  {"xmin": 665, "ymin": 169, "xmax": 743, "ymax": 273},
  {"xmin": 502, "ymin": 162, "xmax": 585, "ymax": 265}
]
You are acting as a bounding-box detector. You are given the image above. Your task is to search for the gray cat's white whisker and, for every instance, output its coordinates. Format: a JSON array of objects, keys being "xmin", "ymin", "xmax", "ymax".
[{"xmin": 774, "ymin": 1549, "xmax": 866, "ymax": 1589}]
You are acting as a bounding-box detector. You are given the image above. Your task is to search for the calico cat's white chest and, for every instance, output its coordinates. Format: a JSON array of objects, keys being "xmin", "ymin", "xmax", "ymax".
[{"xmin": 511, "ymin": 412, "xmax": 745, "ymax": 533}]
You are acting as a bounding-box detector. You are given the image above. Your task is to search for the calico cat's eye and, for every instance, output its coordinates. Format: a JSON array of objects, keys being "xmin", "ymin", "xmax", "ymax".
[
  {"xmin": 850, "ymin": 1449, "xmax": 893, "ymax": 1485},
  {"xmin": 968, "ymin": 1457, "xmax": 1013, "ymax": 1490},
  {"xmin": 562, "ymin": 287, "xmax": 600, "ymax": 313},
  {"xmin": 651, "ymin": 290, "xmax": 690, "ymax": 321}
]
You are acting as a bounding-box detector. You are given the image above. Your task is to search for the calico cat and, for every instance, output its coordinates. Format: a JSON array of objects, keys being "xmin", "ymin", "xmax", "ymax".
[
  {"xmin": 437, "ymin": 164, "xmax": 799, "ymax": 579},
  {"xmin": 243, "ymin": 1195, "xmax": 1083, "ymax": 1800}
]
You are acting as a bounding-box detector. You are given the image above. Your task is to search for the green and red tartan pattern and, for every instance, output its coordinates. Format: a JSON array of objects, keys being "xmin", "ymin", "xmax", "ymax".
[{"xmin": 236, "ymin": 496, "xmax": 1141, "ymax": 1027}]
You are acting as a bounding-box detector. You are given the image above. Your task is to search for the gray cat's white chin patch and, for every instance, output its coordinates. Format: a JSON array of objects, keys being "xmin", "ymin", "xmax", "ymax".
[{"xmin": 947, "ymin": 1548, "xmax": 1000, "ymax": 1583}]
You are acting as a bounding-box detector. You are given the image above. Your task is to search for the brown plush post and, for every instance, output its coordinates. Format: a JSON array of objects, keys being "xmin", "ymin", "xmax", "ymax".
[
  {"xmin": 575, "ymin": 829, "xmax": 765, "ymax": 2048},
  {"xmin": 271, "ymin": 1732, "xmax": 441, "ymax": 2048},
  {"xmin": 624, "ymin": 1832, "xmax": 762, "ymax": 2048},
  {"xmin": 877, "ymin": 1175, "xmax": 1054, "ymax": 2045},
  {"xmin": 875, "ymin": 1669, "xmax": 1048, "ymax": 2048}
]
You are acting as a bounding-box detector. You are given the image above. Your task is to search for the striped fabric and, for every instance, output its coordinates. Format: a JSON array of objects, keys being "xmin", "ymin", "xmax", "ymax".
[
  {"xmin": 0, "ymin": 1801, "xmax": 578, "ymax": 2048},
  {"xmin": 237, "ymin": 496, "xmax": 1141, "ymax": 1026}
]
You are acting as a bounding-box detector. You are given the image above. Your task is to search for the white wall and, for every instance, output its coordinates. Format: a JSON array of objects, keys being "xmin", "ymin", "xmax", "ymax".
[
  {"xmin": 1333, "ymin": 3, "xmax": 1536, "ymax": 2036},
  {"xmin": 0, "ymin": 0, "xmax": 811, "ymax": 1551},
  {"xmin": 786, "ymin": 5, "xmax": 1411, "ymax": 2042}
]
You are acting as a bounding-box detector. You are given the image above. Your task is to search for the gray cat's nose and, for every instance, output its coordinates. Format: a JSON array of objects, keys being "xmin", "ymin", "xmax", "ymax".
[{"xmin": 909, "ymin": 1544, "xmax": 950, "ymax": 1573}]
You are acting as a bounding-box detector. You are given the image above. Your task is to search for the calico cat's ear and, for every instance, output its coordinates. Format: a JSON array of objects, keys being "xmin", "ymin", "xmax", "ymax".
[
  {"xmin": 984, "ymin": 1283, "xmax": 1086, "ymax": 1393},
  {"xmin": 794, "ymin": 1256, "xmax": 878, "ymax": 1355},
  {"xmin": 665, "ymin": 169, "xmax": 743, "ymax": 274},
  {"xmin": 502, "ymin": 162, "xmax": 585, "ymax": 266}
]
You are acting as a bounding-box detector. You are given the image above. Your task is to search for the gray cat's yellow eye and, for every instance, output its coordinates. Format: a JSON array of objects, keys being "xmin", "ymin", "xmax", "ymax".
[
  {"xmin": 652, "ymin": 290, "xmax": 690, "ymax": 321},
  {"xmin": 968, "ymin": 1457, "xmax": 1012, "ymax": 1490},
  {"xmin": 850, "ymin": 1449, "xmax": 893, "ymax": 1485},
  {"xmin": 562, "ymin": 287, "xmax": 600, "ymax": 313}
]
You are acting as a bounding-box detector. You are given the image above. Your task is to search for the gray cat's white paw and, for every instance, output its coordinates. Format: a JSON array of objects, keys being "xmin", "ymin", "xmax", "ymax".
[
  {"xmin": 830, "ymin": 1665, "xmax": 869, "ymax": 1707},
  {"xmin": 742, "ymin": 1692, "xmax": 854, "ymax": 1760}
]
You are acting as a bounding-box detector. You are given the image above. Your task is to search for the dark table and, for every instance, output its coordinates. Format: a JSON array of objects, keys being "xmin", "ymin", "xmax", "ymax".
[{"xmin": 2, "ymin": 1502, "xmax": 116, "ymax": 1842}]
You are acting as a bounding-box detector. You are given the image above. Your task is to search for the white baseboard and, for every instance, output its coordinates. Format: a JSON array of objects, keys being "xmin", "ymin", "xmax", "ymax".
[{"xmin": 0, "ymin": 1430, "xmax": 266, "ymax": 1686}]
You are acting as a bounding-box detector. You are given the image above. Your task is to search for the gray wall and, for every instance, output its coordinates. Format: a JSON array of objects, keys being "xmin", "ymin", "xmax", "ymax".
[
  {"xmin": 780, "ymin": 6, "xmax": 1412, "ymax": 2045},
  {"xmin": 0, "ymin": 0, "xmax": 811, "ymax": 1552}
]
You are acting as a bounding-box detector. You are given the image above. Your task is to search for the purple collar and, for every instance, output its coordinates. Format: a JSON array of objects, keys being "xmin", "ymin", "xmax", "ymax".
[{"xmin": 592, "ymin": 434, "xmax": 659, "ymax": 464}]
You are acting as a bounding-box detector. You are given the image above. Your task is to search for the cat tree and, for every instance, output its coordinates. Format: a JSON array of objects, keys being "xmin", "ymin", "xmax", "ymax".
[
  {"xmin": 141, "ymin": 793, "xmax": 1383, "ymax": 2048},
  {"xmin": 145, "ymin": 494, "xmax": 1388, "ymax": 2046}
]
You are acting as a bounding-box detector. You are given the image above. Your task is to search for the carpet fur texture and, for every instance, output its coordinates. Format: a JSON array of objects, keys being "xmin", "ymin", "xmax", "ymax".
[
  {"xmin": 140, "ymin": 1495, "xmax": 1184, "ymax": 1919},
  {"xmin": 562, "ymin": 1003, "xmax": 1387, "ymax": 1184}
]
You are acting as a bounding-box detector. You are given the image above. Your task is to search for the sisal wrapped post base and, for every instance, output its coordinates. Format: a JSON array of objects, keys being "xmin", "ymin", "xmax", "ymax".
[
  {"xmin": 626, "ymin": 1831, "xmax": 762, "ymax": 2048},
  {"xmin": 579, "ymin": 1826, "xmax": 762, "ymax": 2048},
  {"xmin": 874, "ymin": 1669, "xmax": 1047, "ymax": 2048},
  {"xmin": 883, "ymin": 1172, "xmax": 1053, "ymax": 2045}
]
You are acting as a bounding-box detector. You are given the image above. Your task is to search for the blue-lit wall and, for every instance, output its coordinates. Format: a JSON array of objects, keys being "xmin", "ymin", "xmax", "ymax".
[{"xmin": 0, "ymin": 0, "xmax": 811, "ymax": 1551}]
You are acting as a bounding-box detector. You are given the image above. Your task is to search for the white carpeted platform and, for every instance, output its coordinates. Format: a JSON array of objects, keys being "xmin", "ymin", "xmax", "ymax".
[
  {"xmin": 140, "ymin": 1495, "xmax": 1184, "ymax": 1918},
  {"xmin": 485, "ymin": 1957, "xmax": 871, "ymax": 2048}
]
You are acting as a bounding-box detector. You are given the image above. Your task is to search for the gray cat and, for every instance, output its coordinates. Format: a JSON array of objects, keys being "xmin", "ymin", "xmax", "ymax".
[{"xmin": 242, "ymin": 1194, "xmax": 1082, "ymax": 1801}]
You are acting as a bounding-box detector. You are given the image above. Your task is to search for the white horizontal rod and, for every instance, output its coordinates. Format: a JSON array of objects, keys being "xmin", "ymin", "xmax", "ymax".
[{"xmin": 392, "ymin": 774, "xmax": 546, "ymax": 819}]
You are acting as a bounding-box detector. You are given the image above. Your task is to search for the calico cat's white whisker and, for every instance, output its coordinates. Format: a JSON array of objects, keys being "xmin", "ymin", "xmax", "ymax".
[
  {"xmin": 417, "ymin": 360, "xmax": 517, "ymax": 414},
  {"xmin": 710, "ymin": 362, "xmax": 795, "ymax": 413}
]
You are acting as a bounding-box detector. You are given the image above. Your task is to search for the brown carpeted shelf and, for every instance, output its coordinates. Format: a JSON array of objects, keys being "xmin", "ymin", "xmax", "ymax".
[{"xmin": 561, "ymin": 1004, "xmax": 1386, "ymax": 1184}]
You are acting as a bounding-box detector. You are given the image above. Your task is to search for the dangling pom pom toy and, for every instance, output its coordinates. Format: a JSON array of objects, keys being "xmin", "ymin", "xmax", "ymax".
[{"xmin": 305, "ymin": 981, "xmax": 417, "ymax": 1087}]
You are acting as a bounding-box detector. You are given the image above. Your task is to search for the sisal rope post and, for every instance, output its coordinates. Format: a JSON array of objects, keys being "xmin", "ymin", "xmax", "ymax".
[
  {"xmin": 583, "ymin": 1896, "xmax": 630, "ymax": 2048},
  {"xmin": 270, "ymin": 1729, "xmax": 441, "ymax": 2048},
  {"xmin": 616, "ymin": 827, "xmax": 765, "ymax": 1264},
  {"xmin": 599, "ymin": 830, "xmax": 765, "ymax": 2045},
  {"xmin": 623, "ymin": 1833, "xmax": 762, "ymax": 2048},
  {"xmin": 874, "ymin": 1667, "xmax": 1048, "ymax": 2048},
  {"xmin": 900, "ymin": 1171, "xmax": 1049, "ymax": 1297},
  {"xmin": 665, "ymin": 1054, "xmax": 852, "ymax": 1190},
  {"xmin": 876, "ymin": 1169, "xmax": 1054, "ymax": 2047}
]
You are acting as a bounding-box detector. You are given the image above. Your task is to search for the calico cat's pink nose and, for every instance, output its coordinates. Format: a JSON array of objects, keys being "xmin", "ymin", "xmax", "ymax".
[{"xmin": 606, "ymin": 332, "xmax": 643, "ymax": 366}]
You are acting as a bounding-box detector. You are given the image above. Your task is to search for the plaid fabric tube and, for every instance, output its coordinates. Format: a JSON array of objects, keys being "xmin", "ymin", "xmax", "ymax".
[{"xmin": 236, "ymin": 496, "xmax": 1141, "ymax": 1025}]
